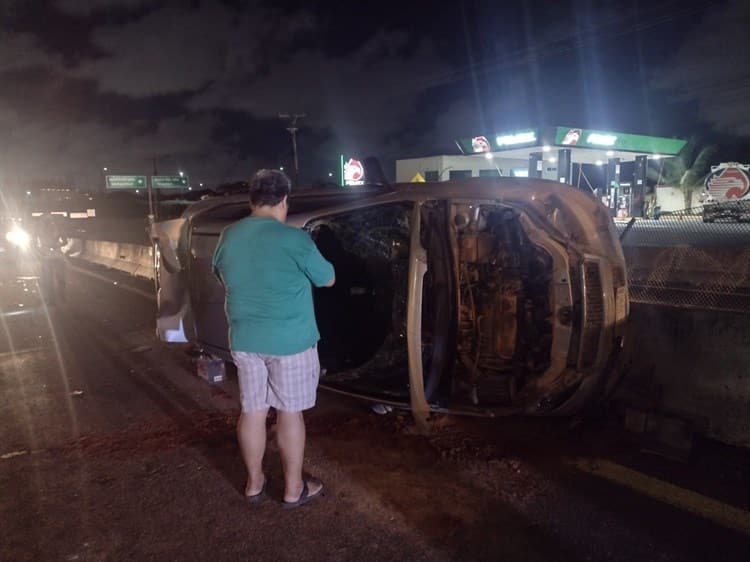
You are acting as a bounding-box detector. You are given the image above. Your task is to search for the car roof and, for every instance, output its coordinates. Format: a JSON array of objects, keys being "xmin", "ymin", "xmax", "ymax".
[{"xmin": 179, "ymin": 177, "xmax": 597, "ymax": 221}]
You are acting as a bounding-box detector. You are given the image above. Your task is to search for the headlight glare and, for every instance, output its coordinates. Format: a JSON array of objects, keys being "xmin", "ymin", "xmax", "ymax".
[{"xmin": 5, "ymin": 226, "xmax": 31, "ymax": 250}]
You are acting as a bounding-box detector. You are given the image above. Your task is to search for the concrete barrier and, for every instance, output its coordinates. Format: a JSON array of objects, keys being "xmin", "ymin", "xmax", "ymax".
[
  {"xmin": 70, "ymin": 237, "xmax": 750, "ymax": 448},
  {"xmin": 71, "ymin": 239, "xmax": 154, "ymax": 281},
  {"xmin": 616, "ymin": 303, "xmax": 750, "ymax": 448}
]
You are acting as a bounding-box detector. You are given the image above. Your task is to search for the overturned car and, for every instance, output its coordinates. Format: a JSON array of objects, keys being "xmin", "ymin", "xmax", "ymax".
[{"xmin": 152, "ymin": 178, "xmax": 628, "ymax": 422}]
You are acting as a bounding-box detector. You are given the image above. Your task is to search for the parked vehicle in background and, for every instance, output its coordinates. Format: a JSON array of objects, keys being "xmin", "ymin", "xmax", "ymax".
[
  {"xmin": 701, "ymin": 162, "xmax": 750, "ymax": 223},
  {"xmin": 152, "ymin": 178, "xmax": 629, "ymax": 422}
]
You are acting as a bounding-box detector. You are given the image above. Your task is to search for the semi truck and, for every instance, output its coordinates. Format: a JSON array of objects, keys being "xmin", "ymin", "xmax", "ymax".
[{"xmin": 701, "ymin": 162, "xmax": 750, "ymax": 223}]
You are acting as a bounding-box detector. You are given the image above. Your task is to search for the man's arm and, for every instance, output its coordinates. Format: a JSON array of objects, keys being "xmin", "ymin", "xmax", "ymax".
[
  {"xmin": 211, "ymin": 234, "xmax": 225, "ymax": 283},
  {"xmin": 302, "ymin": 237, "xmax": 335, "ymax": 288}
]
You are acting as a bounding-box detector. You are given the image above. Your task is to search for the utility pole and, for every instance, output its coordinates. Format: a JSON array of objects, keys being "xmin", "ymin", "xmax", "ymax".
[
  {"xmin": 278, "ymin": 113, "xmax": 306, "ymax": 188},
  {"xmin": 149, "ymin": 157, "xmax": 159, "ymax": 223},
  {"xmin": 148, "ymin": 157, "xmax": 160, "ymax": 296}
]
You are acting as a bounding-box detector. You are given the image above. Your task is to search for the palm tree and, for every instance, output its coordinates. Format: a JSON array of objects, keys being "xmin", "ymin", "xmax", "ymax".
[{"xmin": 649, "ymin": 137, "xmax": 717, "ymax": 211}]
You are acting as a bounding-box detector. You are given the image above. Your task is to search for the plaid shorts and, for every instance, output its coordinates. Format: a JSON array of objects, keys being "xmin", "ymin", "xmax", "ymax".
[{"xmin": 231, "ymin": 345, "xmax": 320, "ymax": 413}]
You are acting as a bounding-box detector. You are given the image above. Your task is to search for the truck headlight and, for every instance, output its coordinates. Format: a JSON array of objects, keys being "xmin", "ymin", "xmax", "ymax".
[{"xmin": 5, "ymin": 226, "xmax": 31, "ymax": 250}]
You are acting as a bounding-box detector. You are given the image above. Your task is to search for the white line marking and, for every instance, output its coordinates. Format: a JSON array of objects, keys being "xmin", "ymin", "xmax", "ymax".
[
  {"xmin": 1, "ymin": 450, "xmax": 28, "ymax": 460},
  {"xmin": 569, "ymin": 457, "xmax": 750, "ymax": 535}
]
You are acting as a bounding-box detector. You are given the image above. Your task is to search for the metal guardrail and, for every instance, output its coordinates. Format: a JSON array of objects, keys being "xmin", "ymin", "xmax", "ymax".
[{"xmin": 617, "ymin": 204, "xmax": 750, "ymax": 314}]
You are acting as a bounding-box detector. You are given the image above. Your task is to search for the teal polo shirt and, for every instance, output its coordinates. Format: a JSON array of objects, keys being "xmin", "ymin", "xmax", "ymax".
[{"xmin": 212, "ymin": 216, "xmax": 334, "ymax": 356}]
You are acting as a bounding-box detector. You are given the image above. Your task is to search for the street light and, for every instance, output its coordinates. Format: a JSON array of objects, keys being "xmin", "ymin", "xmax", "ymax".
[
  {"xmin": 178, "ymin": 171, "xmax": 184, "ymax": 177},
  {"xmin": 328, "ymin": 172, "xmax": 333, "ymax": 177},
  {"xmin": 280, "ymin": 166, "xmax": 285, "ymax": 171}
]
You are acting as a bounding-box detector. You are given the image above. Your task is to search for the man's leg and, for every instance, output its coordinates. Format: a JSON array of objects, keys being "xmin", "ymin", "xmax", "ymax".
[
  {"xmin": 237, "ymin": 409, "xmax": 269, "ymax": 496},
  {"xmin": 277, "ymin": 410, "xmax": 322, "ymax": 502},
  {"xmin": 232, "ymin": 351, "xmax": 271, "ymax": 497}
]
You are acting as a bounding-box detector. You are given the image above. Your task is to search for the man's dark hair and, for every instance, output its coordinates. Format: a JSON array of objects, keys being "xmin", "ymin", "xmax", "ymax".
[{"xmin": 249, "ymin": 169, "xmax": 291, "ymax": 207}]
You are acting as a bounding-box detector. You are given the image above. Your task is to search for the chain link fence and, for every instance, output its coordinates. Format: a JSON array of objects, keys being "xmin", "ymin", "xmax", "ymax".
[{"xmin": 616, "ymin": 202, "xmax": 750, "ymax": 314}]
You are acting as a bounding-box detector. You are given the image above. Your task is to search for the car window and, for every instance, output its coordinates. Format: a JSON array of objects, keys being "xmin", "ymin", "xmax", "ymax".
[{"xmin": 304, "ymin": 202, "xmax": 413, "ymax": 389}]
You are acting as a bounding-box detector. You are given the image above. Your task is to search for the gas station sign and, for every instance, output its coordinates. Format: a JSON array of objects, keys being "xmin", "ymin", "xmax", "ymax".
[
  {"xmin": 553, "ymin": 127, "xmax": 686, "ymax": 155},
  {"xmin": 457, "ymin": 129, "xmax": 541, "ymax": 154},
  {"xmin": 496, "ymin": 130, "xmax": 537, "ymax": 146},
  {"xmin": 457, "ymin": 127, "xmax": 687, "ymax": 157},
  {"xmin": 339, "ymin": 155, "xmax": 365, "ymax": 186}
]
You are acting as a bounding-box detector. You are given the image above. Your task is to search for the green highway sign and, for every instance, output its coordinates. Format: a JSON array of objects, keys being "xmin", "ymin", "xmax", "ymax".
[
  {"xmin": 106, "ymin": 175, "xmax": 146, "ymax": 189},
  {"xmin": 152, "ymin": 175, "xmax": 189, "ymax": 189}
]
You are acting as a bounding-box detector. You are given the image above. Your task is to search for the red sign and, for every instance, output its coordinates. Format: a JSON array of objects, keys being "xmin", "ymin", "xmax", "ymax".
[
  {"xmin": 344, "ymin": 158, "xmax": 364, "ymax": 185},
  {"xmin": 705, "ymin": 164, "xmax": 750, "ymax": 201},
  {"xmin": 471, "ymin": 136, "xmax": 490, "ymax": 153},
  {"xmin": 561, "ymin": 128, "xmax": 582, "ymax": 146}
]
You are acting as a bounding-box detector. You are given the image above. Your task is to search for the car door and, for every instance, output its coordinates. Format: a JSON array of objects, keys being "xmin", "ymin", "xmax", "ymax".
[{"xmin": 300, "ymin": 200, "xmax": 434, "ymax": 411}]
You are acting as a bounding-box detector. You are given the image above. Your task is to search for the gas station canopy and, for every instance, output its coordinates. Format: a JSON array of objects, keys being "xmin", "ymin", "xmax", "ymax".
[
  {"xmin": 456, "ymin": 126, "xmax": 687, "ymax": 163},
  {"xmin": 455, "ymin": 127, "xmax": 688, "ymax": 218}
]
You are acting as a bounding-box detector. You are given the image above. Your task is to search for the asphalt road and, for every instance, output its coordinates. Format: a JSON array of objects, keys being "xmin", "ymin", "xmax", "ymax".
[{"xmin": 1, "ymin": 261, "xmax": 749, "ymax": 561}]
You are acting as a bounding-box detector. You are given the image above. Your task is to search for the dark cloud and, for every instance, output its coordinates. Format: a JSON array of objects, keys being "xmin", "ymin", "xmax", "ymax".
[
  {"xmin": 189, "ymin": 31, "xmax": 450, "ymax": 156},
  {"xmin": 0, "ymin": 0, "xmax": 747, "ymax": 193},
  {"xmin": 0, "ymin": 30, "xmax": 62, "ymax": 73},
  {"xmin": 74, "ymin": 3, "xmax": 233, "ymax": 97},
  {"xmin": 73, "ymin": 2, "xmax": 317, "ymax": 97},
  {"xmin": 55, "ymin": 0, "xmax": 146, "ymax": 16},
  {"xmin": 654, "ymin": 0, "xmax": 750, "ymax": 136}
]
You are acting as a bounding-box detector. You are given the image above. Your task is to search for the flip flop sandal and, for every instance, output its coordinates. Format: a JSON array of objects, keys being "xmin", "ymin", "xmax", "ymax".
[
  {"xmin": 282, "ymin": 478, "xmax": 324, "ymax": 510},
  {"xmin": 245, "ymin": 478, "xmax": 267, "ymax": 504}
]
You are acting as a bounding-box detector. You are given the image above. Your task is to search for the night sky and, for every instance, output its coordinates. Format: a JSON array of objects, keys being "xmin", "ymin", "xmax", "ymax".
[{"xmin": 0, "ymin": 0, "xmax": 747, "ymax": 192}]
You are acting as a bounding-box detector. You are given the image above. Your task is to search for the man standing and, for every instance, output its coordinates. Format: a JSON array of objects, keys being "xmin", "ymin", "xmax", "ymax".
[{"xmin": 212, "ymin": 169, "xmax": 334, "ymax": 508}]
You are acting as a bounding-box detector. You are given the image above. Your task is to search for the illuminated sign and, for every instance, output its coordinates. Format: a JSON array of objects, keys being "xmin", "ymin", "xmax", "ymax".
[
  {"xmin": 560, "ymin": 129, "xmax": 582, "ymax": 145},
  {"xmin": 106, "ymin": 175, "xmax": 146, "ymax": 189},
  {"xmin": 471, "ymin": 136, "xmax": 491, "ymax": 153},
  {"xmin": 496, "ymin": 130, "xmax": 537, "ymax": 146},
  {"xmin": 554, "ymin": 127, "xmax": 686, "ymax": 154},
  {"xmin": 457, "ymin": 129, "xmax": 540, "ymax": 153},
  {"xmin": 152, "ymin": 175, "xmax": 190, "ymax": 189},
  {"xmin": 340, "ymin": 156, "xmax": 365, "ymax": 186},
  {"xmin": 704, "ymin": 163, "xmax": 750, "ymax": 201},
  {"xmin": 456, "ymin": 127, "xmax": 687, "ymax": 156},
  {"xmin": 586, "ymin": 133, "xmax": 618, "ymax": 146}
]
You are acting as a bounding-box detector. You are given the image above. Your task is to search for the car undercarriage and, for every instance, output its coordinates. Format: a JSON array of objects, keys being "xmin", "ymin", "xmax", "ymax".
[{"xmin": 308, "ymin": 200, "xmax": 562, "ymax": 412}]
